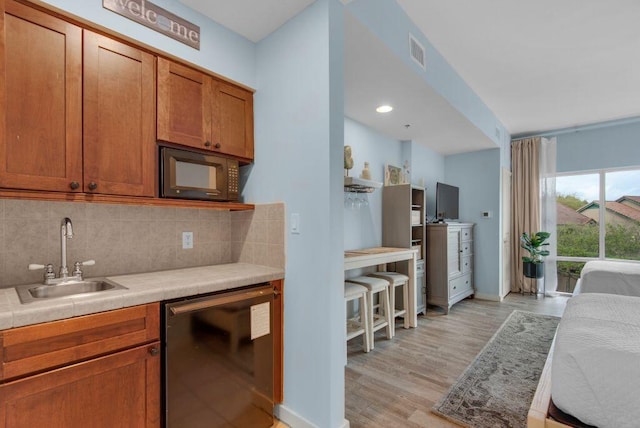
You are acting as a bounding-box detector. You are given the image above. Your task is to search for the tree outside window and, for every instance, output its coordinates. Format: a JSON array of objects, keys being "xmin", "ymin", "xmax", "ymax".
[{"xmin": 555, "ymin": 168, "xmax": 640, "ymax": 293}]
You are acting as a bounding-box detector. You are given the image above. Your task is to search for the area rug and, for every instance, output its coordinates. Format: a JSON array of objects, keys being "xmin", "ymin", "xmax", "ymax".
[{"xmin": 432, "ymin": 310, "xmax": 560, "ymax": 428}]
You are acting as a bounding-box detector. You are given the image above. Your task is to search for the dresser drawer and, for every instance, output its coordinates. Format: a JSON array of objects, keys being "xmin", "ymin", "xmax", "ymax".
[
  {"xmin": 461, "ymin": 255, "xmax": 473, "ymax": 274},
  {"xmin": 460, "ymin": 227, "xmax": 473, "ymax": 242},
  {"xmin": 0, "ymin": 303, "xmax": 159, "ymax": 382},
  {"xmin": 460, "ymin": 240, "xmax": 473, "ymax": 257},
  {"xmin": 449, "ymin": 274, "xmax": 472, "ymax": 298}
]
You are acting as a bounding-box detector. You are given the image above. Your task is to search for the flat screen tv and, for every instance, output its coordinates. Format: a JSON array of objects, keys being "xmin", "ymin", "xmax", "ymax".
[{"xmin": 435, "ymin": 182, "xmax": 459, "ymax": 221}]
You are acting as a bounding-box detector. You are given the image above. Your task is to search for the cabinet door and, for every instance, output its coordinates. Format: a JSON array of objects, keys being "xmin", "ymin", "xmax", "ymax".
[
  {"xmin": 157, "ymin": 58, "xmax": 212, "ymax": 151},
  {"xmin": 83, "ymin": 31, "xmax": 155, "ymax": 196},
  {"xmin": 0, "ymin": 342, "xmax": 161, "ymax": 428},
  {"xmin": 447, "ymin": 228, "xmax": 462, "ymax": 277},
  {"xmin": 212, "ymin": 79, "xmax": 254, "ymax": 159},
  {"xmin": 0, "ymin": 0, "xmax": 82, "ymax": 192}
]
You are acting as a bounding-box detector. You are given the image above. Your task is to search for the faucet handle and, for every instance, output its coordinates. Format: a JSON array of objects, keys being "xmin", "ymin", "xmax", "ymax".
[
  {"xmin": 73, "ymin": 260, "xmax": 96, "ymax": 278},
  {"xmin": 29, "ymin": 263, "xmax": 55, "ymax": 281},
  {"xmin": 29, "ymin": 263, "xmax": 54, "ymax": 272}
]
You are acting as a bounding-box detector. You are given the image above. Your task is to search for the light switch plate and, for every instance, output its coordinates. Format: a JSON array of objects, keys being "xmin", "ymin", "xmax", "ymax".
[
  {"xmin": 291, "ymin": 213, "xmax": 301, "ymax": 234},
  {"xmin": 182, "ymin": 231, "xmax": 193, "ymax": 249}
]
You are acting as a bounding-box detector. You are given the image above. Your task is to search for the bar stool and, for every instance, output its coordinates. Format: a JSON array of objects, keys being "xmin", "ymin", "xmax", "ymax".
[
  {"xmin": 368, "ymin": 272, "xmax": 409, "ymax": 337},
  {"xmin": 346, "ymin": 276, "xmax": 392, "ymax": 349},
  {"xmin": 344, "ymin": 282, "xmax": 370, "ymax": 353}
]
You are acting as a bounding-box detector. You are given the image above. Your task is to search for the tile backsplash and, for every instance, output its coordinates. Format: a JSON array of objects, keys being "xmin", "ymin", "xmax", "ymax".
[{"xmin": 0, "ymin": 199, "xmax": 284, "ymax": 288}]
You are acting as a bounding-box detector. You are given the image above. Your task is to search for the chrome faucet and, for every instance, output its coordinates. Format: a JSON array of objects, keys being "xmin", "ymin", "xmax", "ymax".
[
  {"xmin": 60, "ymin": 217, "xmax": 73, "ymax": 280},
  {"xmin": 28, "ymin": 217, "xmax": 96, "ymax": 285}
]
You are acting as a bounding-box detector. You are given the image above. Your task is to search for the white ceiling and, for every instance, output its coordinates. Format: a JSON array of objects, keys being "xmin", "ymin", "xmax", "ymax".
[
  {"xmin": 396, "ymin": 0, "xmax": 640, "ymax": 137},
  {"xmin": 344, "ymin": 13, "xmax": 496, "ymax": 154},
  {"xmin": 180, "ymin": 0, "xmax": 640, "ymax": 153}
]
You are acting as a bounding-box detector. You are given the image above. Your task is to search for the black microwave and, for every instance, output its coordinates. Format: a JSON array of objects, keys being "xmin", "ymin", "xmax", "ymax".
[{"xmin": 160, "ymin": 147, "xmax": 239, "ymax": 202}]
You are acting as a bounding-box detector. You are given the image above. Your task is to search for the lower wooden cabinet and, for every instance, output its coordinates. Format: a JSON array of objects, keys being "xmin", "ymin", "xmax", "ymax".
[
  {"xmin": 0, "ymin": 342, "xmax": 160, "ymax": 428},
  {"xmin": 0, "ymin": 303, "xmax": 160, "ymax": 427}
]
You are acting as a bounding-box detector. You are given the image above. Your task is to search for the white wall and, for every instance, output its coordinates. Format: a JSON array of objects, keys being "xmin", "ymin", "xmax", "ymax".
[
  {"xmin": 410, "ymin": 143, "xmax": 446, "ymax": 220},
  {"xmin": 343, "ymin": 117, "xmax": 403, "ymax": 250},
  {"xmin": 343, "ymin": 119, "xmax": 448, "ymax": 248},
  {"xmin": 555, "ymin": 119, "xmax": 640, "ymax": 173},
  {"xmin": 246, "ymin": 1, "xmax": 346, "ymax": 426},
  {"xmin": 445, "ymin": 149, "xmax": 501, "ymax": 300}
]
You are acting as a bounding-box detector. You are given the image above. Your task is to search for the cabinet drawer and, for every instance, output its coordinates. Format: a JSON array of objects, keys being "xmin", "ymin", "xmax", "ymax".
[
  {"xmin": 461, "ymin": 227, "xmax": 473, "ymax": 242},
  {"xmin": 416, "ymin": 259, "xmax": 425, "ymax": 273},
  {"xmin": 449, "ymin": 274, "xmax": 472, "ymax": 297},
  {"xmin": 461, "ymin": 255, "xmax": 472, "ymax": 274},
  {"xmin": 0, "ymin": 303, "xmax": 159, "ymax": 382},
  {"xmin": 460, "ymin": 240, "xmax": 473, "ymax": 257}
]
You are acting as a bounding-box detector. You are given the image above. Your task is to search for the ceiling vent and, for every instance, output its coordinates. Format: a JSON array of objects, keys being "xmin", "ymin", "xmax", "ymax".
[{"xmin": 409, "ymin": 34, "xmax": 426, "ymax": 70}]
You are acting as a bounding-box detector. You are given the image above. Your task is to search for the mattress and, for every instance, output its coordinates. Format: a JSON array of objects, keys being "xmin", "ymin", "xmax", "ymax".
[
  {"xmin": 551, "ymin": 293, "xmax": 640, "ymax": 428},
  {"xmin": 573, "ymin": 260, "xmax": 640, "ymax": 296}
]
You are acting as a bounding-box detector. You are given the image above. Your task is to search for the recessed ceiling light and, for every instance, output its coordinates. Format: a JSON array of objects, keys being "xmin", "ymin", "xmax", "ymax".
[{"xmin": 376, "ymin": 105, "xmax": 393, "ymax": 113}]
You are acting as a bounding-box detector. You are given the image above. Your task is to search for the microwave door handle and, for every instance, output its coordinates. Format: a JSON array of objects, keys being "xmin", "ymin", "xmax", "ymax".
[{"xmin": 168, "ymin": 286, "xmax": 274, "ymax": 316}]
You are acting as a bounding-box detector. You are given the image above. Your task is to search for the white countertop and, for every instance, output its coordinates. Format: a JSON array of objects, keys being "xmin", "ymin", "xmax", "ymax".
[{"xmin": 0, "ymin": 263, "xmax": 285, "ymax": 330}]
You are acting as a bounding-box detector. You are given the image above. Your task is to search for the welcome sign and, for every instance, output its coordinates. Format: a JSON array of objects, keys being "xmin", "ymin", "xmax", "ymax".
[{"xmin": 103, "ymin": 0, "xmax": 200, "ymax": 50}]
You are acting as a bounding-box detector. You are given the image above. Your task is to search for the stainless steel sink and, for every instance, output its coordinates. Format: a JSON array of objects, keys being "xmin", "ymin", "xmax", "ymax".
[{"xmin": 16, "ymin": 279, "xmax": 128, "ymax": 304}]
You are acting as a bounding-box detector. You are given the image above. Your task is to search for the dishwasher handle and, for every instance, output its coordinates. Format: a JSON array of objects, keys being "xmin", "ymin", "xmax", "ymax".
[{"xmin": 168, "ymin": 285, "xmax": 274, "ymax": 316}]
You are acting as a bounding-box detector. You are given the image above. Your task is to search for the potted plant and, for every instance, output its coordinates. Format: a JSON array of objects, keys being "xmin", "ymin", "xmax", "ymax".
[{"xmin": 520, "ymin": 231, "xmax": 551, "ymax": 278}]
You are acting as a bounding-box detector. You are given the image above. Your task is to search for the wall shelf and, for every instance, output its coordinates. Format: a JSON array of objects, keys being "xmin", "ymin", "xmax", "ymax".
[{"xmin": 344, "ymin": 176, "xmax": 382, "ymax": 193}]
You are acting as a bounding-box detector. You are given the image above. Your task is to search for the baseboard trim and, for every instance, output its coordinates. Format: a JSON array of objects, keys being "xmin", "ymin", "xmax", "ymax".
[
  {"xmin": 473, "ymin": 292, "xmax": 501, "ymax": 302},
  {"xmin": 275, "ymin": 405, "xmax": 350, "ymax": 428},
  {"xmin": 274, "ymin": 404, "xmax": 318, "ymax": 428}
]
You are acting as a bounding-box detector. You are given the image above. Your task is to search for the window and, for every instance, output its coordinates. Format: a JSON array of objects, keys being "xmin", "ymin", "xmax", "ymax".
[{"xmin": 555, "ymin": 167, "xmax": 640, "ymax": 293}]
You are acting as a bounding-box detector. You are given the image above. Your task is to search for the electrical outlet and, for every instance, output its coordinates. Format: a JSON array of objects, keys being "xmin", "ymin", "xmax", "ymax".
[{"xmin": 182, "ymin": 231, "xmax": 193, "ymax": 249}]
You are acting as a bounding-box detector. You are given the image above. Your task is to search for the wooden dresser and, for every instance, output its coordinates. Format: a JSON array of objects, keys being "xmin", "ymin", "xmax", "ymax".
[{"xmin": 426, "ymin": 223, "xmax": 474, "ymax": 314}]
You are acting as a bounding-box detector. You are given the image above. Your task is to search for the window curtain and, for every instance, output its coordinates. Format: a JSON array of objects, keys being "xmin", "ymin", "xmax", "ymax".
[
  {"xmin": 511, "ymin": 137, "xmax": 540, "ymax": 293},
  {"xmin": 540, "ymin": 137, "xmax": 557, "ymax": 294}
]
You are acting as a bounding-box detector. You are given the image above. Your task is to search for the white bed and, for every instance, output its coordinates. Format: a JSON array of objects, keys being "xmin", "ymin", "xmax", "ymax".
[
  {"xmin": 573, "ymin": 260, "xmax": 640, "ymax": 296},
  {"xmin": 549, "ymin": 293, "xmax": 640, "ymax": 428}
]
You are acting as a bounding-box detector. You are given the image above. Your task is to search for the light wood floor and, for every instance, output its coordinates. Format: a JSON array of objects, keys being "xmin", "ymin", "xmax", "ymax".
[{"xmin": 345, "ymin": 293, "xmax": 570, "ymax": 427}]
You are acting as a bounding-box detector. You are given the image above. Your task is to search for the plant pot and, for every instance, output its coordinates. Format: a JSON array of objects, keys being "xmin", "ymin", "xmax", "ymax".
[{"xmin": 523, "ymin": 262, "xmax": 544, "ymax": 279}]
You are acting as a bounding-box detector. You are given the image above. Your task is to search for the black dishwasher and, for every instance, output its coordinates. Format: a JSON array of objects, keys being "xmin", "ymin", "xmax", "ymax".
[{"xmin": 162, "ymin": 283, "xmax": 275, "ymax": 428}]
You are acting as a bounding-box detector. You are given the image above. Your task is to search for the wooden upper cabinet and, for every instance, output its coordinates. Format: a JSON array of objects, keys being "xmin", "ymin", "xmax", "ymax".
[
  {"xmin": 0, "ymin": 0, "xmax": 82, "ymax": 192},
  {"xmin": 157, "ymin": 58, "xmax": 254, "ymax": 161},
  {"xmin": 83, "ymin": 31, "xmax": 155, "ymax": 197},
  {"xmin": 157, "ymin": 57, "xmax": 212, "ymax": 151},
  {"xmin": 212, "ymin": 79, "xmax": 254, "ymax": 159}
]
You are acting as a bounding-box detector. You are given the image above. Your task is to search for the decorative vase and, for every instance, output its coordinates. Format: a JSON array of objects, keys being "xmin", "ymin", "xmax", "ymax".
[
  {"xmin": 361, "ymin": 162, "xmax": 371, "ymax": 180},
  {"xmin": 523, "ymin": 262, "xmax": 544, "ymax": 279}
]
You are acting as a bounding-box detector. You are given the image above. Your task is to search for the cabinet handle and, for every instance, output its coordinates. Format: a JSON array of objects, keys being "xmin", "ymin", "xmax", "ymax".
[
  {"xmin": 69, "ymin": 181, "xmax": 80, "ymax": 190},
  {"xmin": 214, "ymin": 142, "xmax": 221, "ymax": 149},
  {"xmin": 88, "ymin": 182, "xmax": 98, "ymax": 191},
  {"xmin": 204, "ymin": 141, "xmax": 212, "ymax": 147},
  {"xmin": 149, "ymin": 346, "xmax": 159, "ymax": 356}
]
